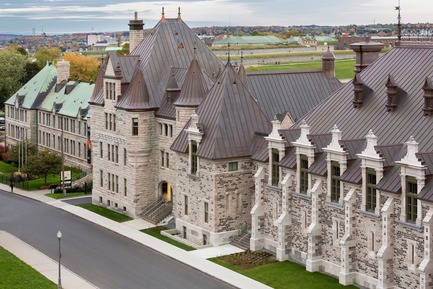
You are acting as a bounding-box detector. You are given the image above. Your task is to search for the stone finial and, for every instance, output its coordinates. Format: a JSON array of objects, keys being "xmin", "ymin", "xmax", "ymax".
[
  {"xmin": 297, "ymin": 120, "xmax": 311, "ymax": 144},
  {"xmin": 178, "ymin": 7, "xmax": 181, "ymax": 19},
  {"xmin": 360, "ymin": 129, "xmax": 379, "ymax": 158},
  {"xmin": 161, "ymin": 7, "xmax": 166, "ymax": 22},
  {"xmin": 402, "ymin": 136, "xmax": 419, "ymax": 164},
  {"xmin": 190, "ymin": 111, "xmax": 199, "ymax": 130},
  {"xmin": 268, "ymin": 116, "xmax": 282, "ymax": 139},
  {"xmin": 327, "ymin": 124, "xmax": 342, "ymax": 151}
]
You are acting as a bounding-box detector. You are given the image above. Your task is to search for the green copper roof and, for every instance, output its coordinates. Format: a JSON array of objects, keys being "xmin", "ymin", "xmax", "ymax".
[
  {"xmin": 40, "ymin": 81, "xmax": 95, "ymax": 119},
  {"xmin": 5, "ymin": 62, "xmax": 57, "ymax": 109}
]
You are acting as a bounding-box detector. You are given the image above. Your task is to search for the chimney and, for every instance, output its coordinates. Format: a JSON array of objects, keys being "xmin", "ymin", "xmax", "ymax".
[
  {"xmin": 352, "ymin": 73, "xmax": 364, "ymax": 108},
  {"xmin": 56, "ymin": 60, "xmax": 70, "ymax": 84},
  {"xmin": 385, "ymin": 74, "xmax": 398, "ymax": 112},
  {"xmin": 321, "ymin": 46, "xmax": 335, "ymax": 78},
  {"xmin": 128, "ymin": 12, "xmax": 144, "ymax": 53},
  {"xmin": 423, "ymin": 77, "xmax": 433, "ymax": 116},
  {"xmin": 350, "ymin": 42, "xmax": 384, "ymax": 74}
]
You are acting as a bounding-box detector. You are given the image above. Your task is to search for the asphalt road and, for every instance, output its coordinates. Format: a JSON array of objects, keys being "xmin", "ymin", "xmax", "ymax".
[{"xmin": 0, "ymin": 191, "xmax": 235, "ymax": 289}]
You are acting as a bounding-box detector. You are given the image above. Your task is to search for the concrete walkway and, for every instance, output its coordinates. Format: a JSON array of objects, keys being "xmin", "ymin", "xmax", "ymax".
[{"xmin": 1, "ymin": 184, "xmax": 272, "ymax": 289}]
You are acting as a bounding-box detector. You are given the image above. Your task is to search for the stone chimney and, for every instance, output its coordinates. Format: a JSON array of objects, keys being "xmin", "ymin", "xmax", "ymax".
[
  {"xmin": 350, "ymin": 42, "xmax": 384, "ymax": 74},
  {"xmin": 128, "ymin": 12, "xmax": 144, "ymax": 53},
  {"xmin": 321, "ymin": 47, "xmax": 335, "ymax": 78},
  {"xmin": 56, "ymin": 60, "xmax": 70, "ymax": 84}
]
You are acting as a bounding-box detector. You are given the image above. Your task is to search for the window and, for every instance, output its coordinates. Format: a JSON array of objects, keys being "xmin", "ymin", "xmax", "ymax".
[
  {"xmin": 100, "ymin": 170, "xmax": 103, "ymax": 187},
  {"xmin": 107, "ymin": 144, "xmax": 111, "ymax": 161},
  {"xmin": 228, "ymin": 162, "xmax": 238, "ymax": 171},
  {"xmin": 124, "ymin": 178, "xmax": 127, "ymax": 196},
  {"xmin": 164, "ymin": 124, "xmax": 168, "ymax": 136},
  {"xmin": 109, "ymin": 114, "xmax": 112, "ymax": 130},
  {"xmin": 184, "ymin": 195, "xmax": 189, "ymax": 215},
  {"xmin": 108, "ymin": 172, "xmax": 111, "ymax": 190},
  {"xmin": 300, "ymin": 155, "xmax": 308, "ymax": 194},
  {"xmin": 271, "ymin": 149, "xmax": 279, "ymax": 186},
  {"xmin": 366, "ymin": 169, "xmax": 377, "ymax": 212},
  {"xmin": 331, "ymin": 161, "xmax": 340, "ymax": 203},
  {"xmin": 204, "ymin": 202, "xmax": 209, "ymax": 223},
  {"xmin": 191, "ymin": 141, "xmax": 198, "ymax": 175},
  {"xmin": 132, "ymin": 118, "xmax": 138, "ymax": 135},
  {"xmin": 115, "ymin": 146, "xmax": 118, "ymax": 163},
  {"xmin": 166, "ymin": 152, "xmax": 169, "ymax": 168},
  {"xmin": 113, "ymin": 115, "xmax": 116, "ymax": 131},
  {"xmin": 100, "ymin": 142, "xmax": 103, "ymax": 158},
  {"xmin": 169, "ymin": 125, "xmax": 173, "ymax": 137},
  {"xmin": 124, "ymin": 148, "xmax": 127, "ymax": 165},
  {"xmin": 406, "ymin": 177, "xmax": 418, "ymax": 223},
  {"xmin": 161, "ymin": 150, "xmax": 165, "ymax": 167},
  {"xmin": 116, "ymin": 175, "xmax": 119, "ymax": 193},
  {"xmin": 105, "ymin": 113, "xmax": 108, "ymax": 129}
]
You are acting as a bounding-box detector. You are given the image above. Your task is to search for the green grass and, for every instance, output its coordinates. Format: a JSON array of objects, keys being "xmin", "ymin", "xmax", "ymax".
[
  {"xmin": 246, "ymin": 59, "xmax": 356, "ymax": 80},
  {"xmin": 27, "ymin": 174, "xmax": 61, "ymax": 191},
  {"xmin": 45, "ymin": 192, "xmax": 87, "ymax": 199},
  {"xmin": 0, "ymin": 162, "xmax": 18, "ymax": 174},
  {"xmin": 0, "ymin": 246, "xmax": 56, "ymax": 289},
  {"xmin": 210, "ymin": 258, "xmax": 358, "ymax": 289},
  {"xmin": 77, "ymin": 203, "xmax": 132, "ymax": 222},
  {"xmin": 219, "ymin": 50, "xmax": 355, "ymax": 61},
  {"xmin": 141, "ymin": 226, "xmax": 196, "ymax": 251}
]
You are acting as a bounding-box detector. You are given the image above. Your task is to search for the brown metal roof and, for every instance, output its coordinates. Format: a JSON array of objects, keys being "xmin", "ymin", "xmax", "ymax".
[
  {"xmin": 172, "ymin": 63, "xmax": 272, "ymax": 160},
  {"xmin": 340, "ymin": 159, "xmax": 362, "ymax": 184},
  {"xmin": 377, "ymin": 164, "xmax": 402, "ymax": 193},
  {"xmin": 131, "ymin": 18, "xmax": 224, "ymax": 109},
  {"xmin": 251, "ymin": 136, "xmax": 269, "ymax": 162},
  {"xmin": 247, "ymin": 70, "xmax": 341, "ymax": 121},
  {"xmin": 375, "ymin": 144, "xmax": 404, "ymax": 168},
  {"xmin": 280, "ymin": 147, "xmax": 296, "ymax": 169},
  {"xmin": 116, "ymin": 68, "xmax": 154, "ymax": 111},
  {"xmin": 89, "ymin": 60, "xmax": 106, "ymax": 105},
  {"xmin": 308, "ymin": 152, "xmax": 327, "ymax": 176},
  {"xmin": 173, "ymin": 58, "xmax": 209, "ymax": 107},
  {"xmin": 418, "ymin": 176, "xmax": 433, "ymax": 202},
  {"xmin": 340, "ymin": 139, "xmax": 366, "ymax": 160},
  {"xmin": 307, "ymin": 134, "xmax": 332, "ymax": 176},
  {"xmin": 238, "ymin": 63, "xmax": 247, "ymax": 85},
  {"xmin": 417, "ymin": 152, "xmax": 433, "ymax": 176}
]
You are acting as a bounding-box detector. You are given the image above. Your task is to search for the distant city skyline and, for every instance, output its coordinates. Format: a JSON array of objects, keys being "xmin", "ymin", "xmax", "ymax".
[{"xmin": 0, "ymin": 0, "xmax": 432, "ymax": 34}]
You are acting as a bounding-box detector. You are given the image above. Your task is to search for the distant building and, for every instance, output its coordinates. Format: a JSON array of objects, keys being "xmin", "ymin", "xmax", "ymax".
[{"xmin": 5, "ymin": 60, "xmax": 94, "ymax": 171}]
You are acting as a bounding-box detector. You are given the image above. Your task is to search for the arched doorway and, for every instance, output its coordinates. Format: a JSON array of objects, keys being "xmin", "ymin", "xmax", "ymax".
[{"xmin": 160, "ymin": 181, "xmax": 172, "ymax": 202}]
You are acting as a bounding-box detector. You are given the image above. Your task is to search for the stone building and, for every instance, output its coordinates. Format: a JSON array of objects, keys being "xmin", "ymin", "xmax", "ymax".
[
  {"xmin": 251, "ymin": 41, "xmax": 433, "ymax": 288},
  {"xmin": 5, "ymin": 60, "xmax": 94, "ymax": 171},
  {"xmin": 89, "ymin": 10, "xmax": 340, "ymax": 246}
]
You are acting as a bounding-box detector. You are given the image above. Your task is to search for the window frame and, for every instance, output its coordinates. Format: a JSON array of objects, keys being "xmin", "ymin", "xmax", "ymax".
[{"xmin": 366, "ymin": 169, "xmax": 377, "ymax": 213}]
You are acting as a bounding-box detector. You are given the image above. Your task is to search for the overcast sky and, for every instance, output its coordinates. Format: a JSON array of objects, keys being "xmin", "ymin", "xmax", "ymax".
[{"xmin": 0, "ymin": 0, "xmax": 431, "ymax": 34}]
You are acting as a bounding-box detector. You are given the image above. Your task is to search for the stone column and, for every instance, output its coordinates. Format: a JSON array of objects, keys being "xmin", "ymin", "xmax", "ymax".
[
  {"xmin": 306, "ymin": 179, "xmax": 322, "ymax": 272},
  {"xmin": 276, "ymin": 173, "xmax": 292, "ymax": 261},
  {"xmin": 251, "ymin": 166, "xmax": 265, "ymax": 251},
  {"xmin": 419, "ymin": 207, "xmax": 433, "ymax": 289},
  {"xmin": 339, "ymin": 187, "xmax": 356, "ymax": 285},
  {"xmin": 377, "ymin": 197, "xmax": 394, "ymax": 289}
]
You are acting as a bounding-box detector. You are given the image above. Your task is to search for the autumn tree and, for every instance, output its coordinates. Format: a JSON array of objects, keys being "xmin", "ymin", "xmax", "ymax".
[
  {"xmin": 6, "ymin": 141, "xmax": 38, "ymax": 167},
  {"xmin": 0, "ymin": 49, "xmax": 27, "ymax": 107},
  {"xmin": 34, "ymin": 46, "xmax": 62, "ymax": 68},
  {"xmin": 63, "ymin": 52, "xmax": 100, "ymax": 82},
  {"xmin": 23, "ymin": 150, "xmax": 62, "ymax": 184}
]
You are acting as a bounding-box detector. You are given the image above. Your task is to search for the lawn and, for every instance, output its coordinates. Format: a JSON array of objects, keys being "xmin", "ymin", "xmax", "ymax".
[
  {"xmin": 247, "ymin": 59, "xmax": 356, "ymax": 80},
  {"xmin": 210, "ymin": 257, "xmax": 358, "ymax": 289},
  {"xmin": 0, "ymin": 246, "xmax": 56, "ymax": 289},
  {"xmin": 46, "ymin": 192, "xmax": 87, "ymax": 199},
  {"xmin": 141, "ymin": 226, "xmax": 196, "ymax": 251},
  {"xmin": 77, "ymin": 203, "xmax": 132, "ymax": 222},
  {"xmin": 0, "ymin": 161, "xmax": 18, "ymax": 174}
]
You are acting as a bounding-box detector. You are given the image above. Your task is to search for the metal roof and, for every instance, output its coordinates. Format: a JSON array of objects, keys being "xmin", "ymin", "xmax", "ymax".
[
  {"xmin": 116, "ymin": 68, "xmax": 154, "ymax": 111},
  {"xmin": 173, "ymin": 58, "xmax": 209, "ymax": 107},
  {"xmin": 172, "ymin": 63, "xmax": 272, "ymax": 160},
  {"xmin": 5, "ymin": 62, "xmax": 57, "ymax": 109},
  {"xmin": 247, "ymin": 70, "xmax": 341, "ymax": 121}
]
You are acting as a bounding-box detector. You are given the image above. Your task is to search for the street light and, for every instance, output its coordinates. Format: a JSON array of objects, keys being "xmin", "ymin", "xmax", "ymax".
[{"xmin": 57, "ymin": 231, "xmax": 62, "ymax": 289}]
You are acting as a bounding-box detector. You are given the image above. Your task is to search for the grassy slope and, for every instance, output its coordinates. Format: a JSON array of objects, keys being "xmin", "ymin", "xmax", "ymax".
[
  {"xmin": 0, "ymin": 247, "xmax": 56, "ymax": 289},
  {"xmin": 77, "ymin": 204, "xmax": 132, "ymax": 222},
  {"xmin": 141, "ymin": 227, "xmax": 196, "ymax": 251}
]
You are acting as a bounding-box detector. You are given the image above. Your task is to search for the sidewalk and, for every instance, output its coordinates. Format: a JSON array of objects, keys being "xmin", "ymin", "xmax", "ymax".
[{"xmin": 1, "ymin": 184, "xmax": 272, "ymax": 289}]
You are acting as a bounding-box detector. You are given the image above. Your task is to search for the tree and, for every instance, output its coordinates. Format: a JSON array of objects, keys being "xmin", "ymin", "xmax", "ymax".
[
  {"xmin": 117, "ymin": 43, "xmax": 129, "ymax": 56},
  {"xmin": 34, "ymin": 47, "xmax": 62, "ymax": 68},
  {"xmin": 63, "ymin": 52, "xmax": 100, "ymax": 82},
  {"xmin": 23, "ymin": 62, "xmax": 41, "ymax": 84},
  {"xmin": 6, "ymin": 141, "xmax": 38, "ymax": 167},
  {"xmin": 23, "ymin": 150, "xmax": 62, "ymax": 184},
  {"xmin": 0, "ymin": 49, "xmax": 26, "ymax": 107}
]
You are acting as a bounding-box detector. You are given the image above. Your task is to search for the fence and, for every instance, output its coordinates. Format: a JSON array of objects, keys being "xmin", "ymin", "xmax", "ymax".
[{"xmin": 0, "ymin": 174, "xmax": 28, "ymax": 190}]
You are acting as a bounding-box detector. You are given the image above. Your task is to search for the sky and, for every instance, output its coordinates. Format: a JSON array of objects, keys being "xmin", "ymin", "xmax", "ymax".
[{"xmin": 0, "ymin": 0, "xmax": 432, "ymax": 34}]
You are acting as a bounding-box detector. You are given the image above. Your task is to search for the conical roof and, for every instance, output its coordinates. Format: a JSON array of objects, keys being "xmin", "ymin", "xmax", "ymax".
[
  {"xmin": 116, "ymin": 68, "xmax": 154, "ymax": 111},
  {"xmin": 179, "ymin": 63, "xmax": 271, "ymax": 159},
  {"xmin": 173, "ymin": 58, "xmax": 208, "ymax": 107}
]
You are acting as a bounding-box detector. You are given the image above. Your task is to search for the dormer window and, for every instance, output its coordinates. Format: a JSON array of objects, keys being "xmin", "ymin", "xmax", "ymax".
[
  {"xmin": 299, "ymin": 155, "xmax": 309, "ymax": 194},
  {"xmin": 366, "ymin": 168, "xmax": 377, "ymax": 212},
  {"xmin": 271, "ymin": 149, "xmax": 279, "ymax": 186},
  {"xmin": 406, "ymin": 177, "xmax": 417, "ymax": 223},
  {"xmin": 105, "ymin": 81, "xmax": 116, "ymax": 100},
  {"xmin": 330, "ymin": 161, "xmax": 340, "ymax": 203},
  {"xmin": 191, "ymin": 140, "xmax": 198, "ymax": 175}
]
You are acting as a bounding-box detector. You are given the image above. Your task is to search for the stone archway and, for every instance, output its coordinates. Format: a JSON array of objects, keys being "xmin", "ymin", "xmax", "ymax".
[{"xmin": 160, "ymin": 181, "xmax": 172, "ymax": 202}]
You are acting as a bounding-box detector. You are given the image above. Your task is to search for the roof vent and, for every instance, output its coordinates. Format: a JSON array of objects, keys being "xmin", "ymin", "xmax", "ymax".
[
  {"xmin": 423, "ymin": 77, "xmax": 433, "ymax": 116},
  {"xmin": 352, "ymin": 74, "xmax": 364, "ymax": 108},
  {"xmin": 385, "ymin": 74, "xmax": 398, "ymax": 112}
]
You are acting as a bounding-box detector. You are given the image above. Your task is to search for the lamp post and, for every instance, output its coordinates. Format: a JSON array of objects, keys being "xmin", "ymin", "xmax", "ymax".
[
  {"xmin": 61, "ymin": 116, "xmax": 66, "ymax": 197},
  {"xmin": 57, "ymin": 231, "xmax": 62, "ymax": 289}
]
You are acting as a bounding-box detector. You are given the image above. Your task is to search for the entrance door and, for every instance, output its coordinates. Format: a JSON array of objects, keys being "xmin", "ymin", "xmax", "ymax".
[{"xmin": 161, "ymin": 181, "xmax": 171, "ymax": 202}]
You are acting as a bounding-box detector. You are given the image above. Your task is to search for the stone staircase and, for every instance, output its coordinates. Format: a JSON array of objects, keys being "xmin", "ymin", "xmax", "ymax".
[
  {"xmin": 73, "ymin": 172, "xmax": 92, "ymax": 188},
  {"xmin": 141, "ymin": 199, "xmax": 173, "ymax": 224},
  {"xmin": 231, "ymin": 232, "xmax": 251, "ymax": 250}
]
